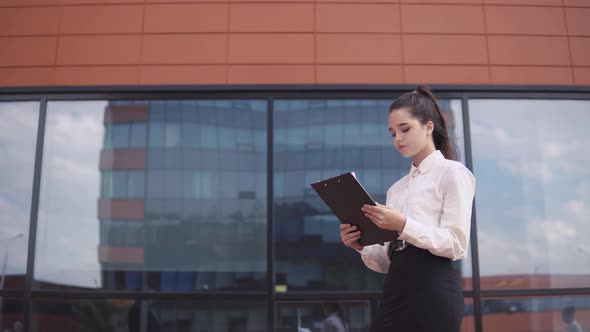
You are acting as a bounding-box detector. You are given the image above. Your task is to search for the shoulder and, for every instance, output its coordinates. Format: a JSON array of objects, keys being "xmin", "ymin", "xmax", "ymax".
[
  {"xmin": 441, "ymin": 159, "xmax": 474, "ymax": 179},
  {"xmin": 438, "ymin": 159, "xmax": 475, "ymax": 190}
]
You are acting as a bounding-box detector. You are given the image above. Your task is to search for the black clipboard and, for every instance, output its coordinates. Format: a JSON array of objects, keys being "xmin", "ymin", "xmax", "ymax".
[{"xmin": 310, "ymin": 172, "xmax": 398, "ymax": 246}]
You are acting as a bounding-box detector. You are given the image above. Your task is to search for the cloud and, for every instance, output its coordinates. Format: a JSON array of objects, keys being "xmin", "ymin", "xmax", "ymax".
[
  {"xmin": 470, "ymin": 99, "xmax": 590, "ymax": 276},
  {"xmin": 33, "ymin": 101, "xmax": 107, "ymax": 287}
]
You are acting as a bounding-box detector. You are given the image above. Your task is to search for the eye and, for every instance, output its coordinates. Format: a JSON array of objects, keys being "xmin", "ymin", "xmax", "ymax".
[
  {"xmin": 401, "ymin": 127, "xmax": 410, "ymax": 133},
  {"xmin": 391, "ymin": 132, "xmax": 396, "ymax": 138}
]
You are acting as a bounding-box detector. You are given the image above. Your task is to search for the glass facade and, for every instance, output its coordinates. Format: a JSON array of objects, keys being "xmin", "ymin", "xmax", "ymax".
[
  {"xmin": 34, "ymin": 100, "xmax": 267, "ymax": 292},
  {"xmin": 470, "ymin": 100, "xmax": 590, "ymax": 289},
  {"xmin": 0, "ymin": 89, "xmax": 588, "ymax": 332},
  {"xmin": 273, "ymin": 99, "xmax": 470, "ymax": 292},
  {"xmin": 481, "ymin": 295, "xmax": 590, "ymax": 332},
  {"xmin": 31, "ymin": 298, "xmax": 266, "ymax": 332},
  {"xmin": 0, "ymin": 102, "xmax": 38, "ymax": 291}
]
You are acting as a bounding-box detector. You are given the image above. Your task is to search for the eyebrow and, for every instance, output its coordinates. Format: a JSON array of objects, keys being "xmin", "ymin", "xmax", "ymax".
[{"xmin": 389, "ymin": 123, "xmax": 410, "ymax": 131}]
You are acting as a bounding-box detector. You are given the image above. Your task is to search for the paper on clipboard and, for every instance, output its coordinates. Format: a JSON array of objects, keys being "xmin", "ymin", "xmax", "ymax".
[{"xmin": 310, "ymin": 172, "xmax": 398, "ymax": 246}]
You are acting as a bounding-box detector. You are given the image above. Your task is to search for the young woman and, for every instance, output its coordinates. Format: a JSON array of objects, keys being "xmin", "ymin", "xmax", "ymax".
[{"xmin": 340, "ymin": 86, "xmax": 475, "ymax": 332}]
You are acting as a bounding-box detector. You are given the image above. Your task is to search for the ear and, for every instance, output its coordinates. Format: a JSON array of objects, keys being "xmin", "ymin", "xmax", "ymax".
[{"xmin": 426, "ymin": 121, "xmax": 434, "ymax": 135}]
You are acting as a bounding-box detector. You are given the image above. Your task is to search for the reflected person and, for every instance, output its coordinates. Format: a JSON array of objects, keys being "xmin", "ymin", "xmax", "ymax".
[
  {"xmin": 340, "ymin": 86, "xmax": 475, "ymax": 332},
  {"xmin": 562, "ymin": 305, "xmax": 583, "ymax": 332},
  {"xmin": 128, "ymin": 299, "xmax": 160, "ymax": 332},
  {"xmin": 11, "ymin": 322, "xmax": 22, "ymax": 332},
  {"xmin": 321, "ymin": 302, "xmax": 348, "ymax": 332}
]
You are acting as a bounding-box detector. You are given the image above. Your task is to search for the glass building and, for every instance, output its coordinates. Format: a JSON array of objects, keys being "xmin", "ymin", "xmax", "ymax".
[{"xmin": 1, "ymin": 87, "xmax": 589, "ymax": 332}]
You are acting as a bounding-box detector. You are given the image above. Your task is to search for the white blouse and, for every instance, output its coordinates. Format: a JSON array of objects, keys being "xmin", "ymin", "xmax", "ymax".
[{"xmin": 358, "ymin": 150, "xmax": 476, "ymax": 273}]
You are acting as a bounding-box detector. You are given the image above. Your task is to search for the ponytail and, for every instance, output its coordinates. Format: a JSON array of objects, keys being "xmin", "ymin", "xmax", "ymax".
[{"xmin": 389, "ymin": 85, "xmax": 456, "ymax": 160}]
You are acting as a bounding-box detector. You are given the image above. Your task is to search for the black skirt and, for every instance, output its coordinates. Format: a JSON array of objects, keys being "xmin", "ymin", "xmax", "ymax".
[{"xmin": 371, "ymin": 245, "xmax": 464, "ymax": 332}]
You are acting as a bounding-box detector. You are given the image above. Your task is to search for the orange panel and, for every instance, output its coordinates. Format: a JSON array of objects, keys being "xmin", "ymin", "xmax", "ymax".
[
  {"xmin": 59, "ymin": 5, "xmax": 143, "ymax": 35},
  {"xmin": 229, "ymin": 34, "xmax": 314, "ymax": 64},
  {"xmin": 405, "ymin": 65, "xmax": 490, "ymax": 84},
  {"xmin": 141, "ymin": 65, "xmax": 227, "ymax": 84},
  {"xmin": 98, "ymin": 245, "xmax": 144, "ymax": 264},
  {"xmin": 316, "ymin": 4, "xmax": 400, "ymax": 33},
  {"xmin": 566, "ymin": 7, "xmax": 590, "ymax": 36},
  {"xmin": 146, "ymin": 0, "xmax": 223, "ymax": 3},
  {"xmin": 230, "ymin": 4, "xmax": 313, "ymax": 32},
  {"xmin": 0, "ymin": 67, "xmax": 55, "ymax": 86},
  {"xmin": 401, "ymin": 0, "xmax": 481, "ymax": 3},
  {"xmin": 570, "ymin": 37, "xmax": 590, "ymax": 66},
  {"xmin": 0, "ymin": 7, "xmax": 60, "ymax": 36},
  {"xmin": 402, "ymin": 4, "xmax": 485, "ymax": 34},
  {"xmin": 485, "ymin": 6, "xmax": 566, "ymax": 35},
  {"xmin": 564, "ymin": 0, "xmax": 590, "ymax": 6},
  {"xmin": 317, "ymin": 65, "xmax": 402, "ymax": 83},
  {"xmin": 142, "ymin": 34, "xmax": 227, "ymax": 64},
  {"xmin": 61, "ymin": 0, "xmax": 143, "ymax": 4},
  {"xmin": 403, "ymin": 35, "xmax": 488, "ymax": 65},
  {"xmin": 317, "ymin": 34, "xmax": 401, "ymax": 64},
  {"xmin": 229, "ymin": 65, "xmax": 314, "ymax": 83},
  {"xmin": 0, "ymin": 36, "xmax": 57, "ymax": 66},
  {"xmin": 491, "ymin": 66, "xmax": 573, "ymax": 85},
  {"xmin": 99, "ymin": 149, "xmax": 146, "ymax": 170},
  {"xmin": 144, "ymin": 4, "xmax": 228, "ymax": 33},
  {"xmin": 56, "ymin": 66, "xmax": 139, "ymax": 85},
  {"xmin": 57, "ymin": 35, "xmax": 141, "ymax": 65},
  {"xmin": 488, "ymin": 36, "xmax": 570, "ymax": 65},
  {"xmin": 98, "ymin": 199, "xmax": 145, "ymax": 220},
  {"xmin": 484, "ymin": 0, "xmax": 562, "ymax": 5},
  {"xmin": 574, "ymin": 67, "xmax": 590, "ymax": 84},
  {"xmin": 104, "ymin": 104, "xmax": 149, "ymax": 123},
  {"xmin": 0, "ymin": 0, "xmax": 58, "ymax": 5}
]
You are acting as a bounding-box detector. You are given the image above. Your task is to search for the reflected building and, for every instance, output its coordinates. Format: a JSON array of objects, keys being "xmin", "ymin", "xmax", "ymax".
[{"xmin": 98, "ymin": 101, "xmax": 268, "ymax": 292}]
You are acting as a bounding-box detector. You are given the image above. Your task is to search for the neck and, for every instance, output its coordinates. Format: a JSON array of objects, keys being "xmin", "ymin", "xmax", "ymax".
[{"xmin": 412, "ymin": 144, "xmax": 436, "ymax": 167}]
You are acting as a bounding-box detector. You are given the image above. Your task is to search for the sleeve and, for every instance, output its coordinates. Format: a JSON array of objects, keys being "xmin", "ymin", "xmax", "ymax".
[
  {"xmin": 398, "ymin": 166, "xmax": 475, "ymax": 260},
  {"xmin": 356, "ymin": 242, "xmax": 391, "ymax": 273}
]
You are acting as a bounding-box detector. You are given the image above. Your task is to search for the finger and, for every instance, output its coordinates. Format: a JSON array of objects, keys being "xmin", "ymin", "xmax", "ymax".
[
  {"xmin": 361, "ymin": 204, "xmax": 377, "ymax": 212},
  {"xmin": 344, "ymin": 233, "xmax": 361, "ymax": 246},
  {"xmin": 340, "ymin": 225, "xmax": 357, "ymax": 235},
  {"xmin": 342, "ymin": 230, "xmax": 360, "ymax": 241},
  {"xmin": 340, "ymin": 223, "xmax": 356, "ymax": 230}
]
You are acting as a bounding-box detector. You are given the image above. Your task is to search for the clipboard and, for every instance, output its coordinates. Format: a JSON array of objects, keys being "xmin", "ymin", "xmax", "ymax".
[{"xmin": 310, "ymin": 172, "xmax": 398, "ymax": 246}]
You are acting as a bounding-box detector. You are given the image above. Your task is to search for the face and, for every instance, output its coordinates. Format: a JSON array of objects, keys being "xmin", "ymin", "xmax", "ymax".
[{"xmin": 388, "ymin": 108, "xmax": 434, "ymax": 159}]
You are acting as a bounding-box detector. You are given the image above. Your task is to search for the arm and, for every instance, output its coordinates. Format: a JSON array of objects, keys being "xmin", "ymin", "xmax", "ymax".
[{"xmin": 398, "ymin": 166, "xmax": 475, "ymax": 260}]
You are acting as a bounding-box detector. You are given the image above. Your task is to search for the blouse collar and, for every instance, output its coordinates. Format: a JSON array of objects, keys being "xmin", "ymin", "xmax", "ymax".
[{"xmin": 409, "ymin": 150, "xmax": 444, "ymax": 176}]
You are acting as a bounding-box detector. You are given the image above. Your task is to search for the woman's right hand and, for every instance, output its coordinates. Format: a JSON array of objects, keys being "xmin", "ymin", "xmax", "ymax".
[{"xmin": 340, "ymin": 224, "xmax": 363, "ymax": 250}]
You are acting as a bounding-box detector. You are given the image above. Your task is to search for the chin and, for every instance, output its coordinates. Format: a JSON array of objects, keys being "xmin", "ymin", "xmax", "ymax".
[{"xmin": 398, "ymin": 150, "xmax": 413, "ymax": 158}]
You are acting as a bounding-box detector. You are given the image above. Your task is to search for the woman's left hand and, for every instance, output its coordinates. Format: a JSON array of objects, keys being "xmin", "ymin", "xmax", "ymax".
[{"xmin": 361, "ymin": 203, "xmax": 407, "ymax": 232}]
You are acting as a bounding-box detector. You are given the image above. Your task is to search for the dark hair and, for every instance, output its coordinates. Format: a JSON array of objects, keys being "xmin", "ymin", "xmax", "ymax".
[
  {"xmin": 562, "ymin": 305, "xmax": 576, "ymax": 316},
  {"xmin": 389, "ymin": 85, "xmax": 455, "ymax": 160}
]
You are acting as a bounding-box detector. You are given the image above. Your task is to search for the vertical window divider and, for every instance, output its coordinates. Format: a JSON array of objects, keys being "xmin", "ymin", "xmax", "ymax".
[
  {"xmin": 266, "ymin": 97, "xmax": 275, "ymax": 331},
  {"xmin": 462, "ymin": 95, "xmax": 482, "ymax": 332},
  {"xmin": 24, "ymin": 97, "xmax": 48, "ymax": 331}
]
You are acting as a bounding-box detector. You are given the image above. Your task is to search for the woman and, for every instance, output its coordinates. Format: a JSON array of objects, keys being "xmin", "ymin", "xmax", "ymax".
[{"xmin": 340, "ymin": 86, "xmax": 475, "ymax": 332}]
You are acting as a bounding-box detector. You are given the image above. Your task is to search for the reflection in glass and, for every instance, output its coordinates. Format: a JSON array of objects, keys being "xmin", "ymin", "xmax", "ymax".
[
  {"xmin": 0, "ymin": 102, "xmax": 38, "ymax": 290},
  {"xmin": 482, "ymin": 295, "xmax": 590, "ymax": 332},
  {"xmin": 273, "ymin": 99, "xmax": 467, "ymax": 291},
  {"xmin": 34, "ymin": 100, "xmax": 267, "ymax": 291},
  {"xmin": 276, "ymin": 301, "xmax": 370, "ymax": 332},
  {"xmin": 470, "ymin": 100, "xmax": 590, "ymax": 289},
  {"xmin": 0, "ymin": 298, "xmax": 24, "ymax": 332},
  {"xmin": 462, "ymin": 297, "xmax": 475, "ymax": 332},
  {"xmin": 33, "ymin": 298, "xmax": 264, "ymax": 332}
]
